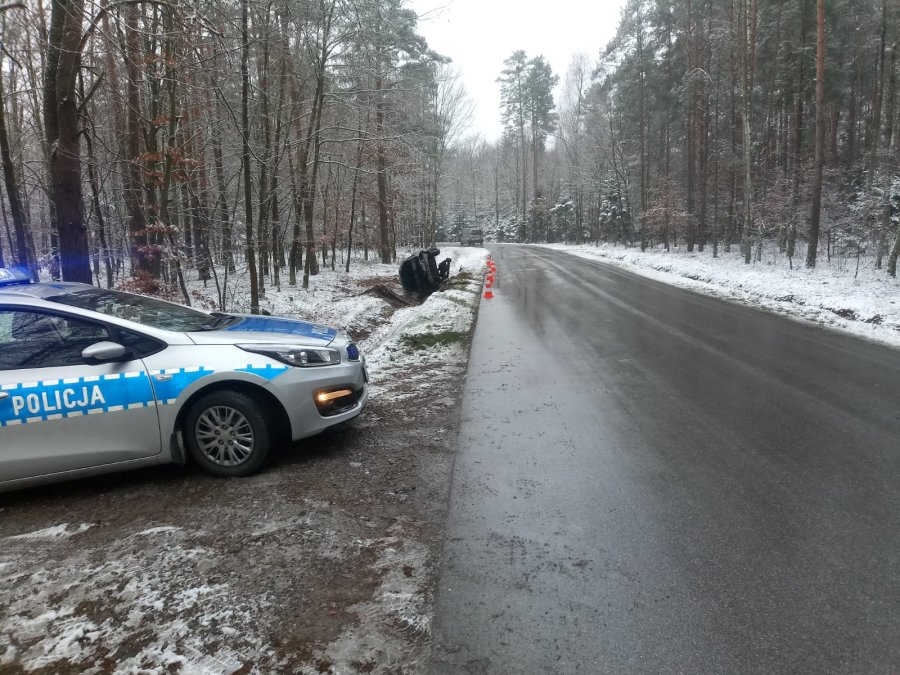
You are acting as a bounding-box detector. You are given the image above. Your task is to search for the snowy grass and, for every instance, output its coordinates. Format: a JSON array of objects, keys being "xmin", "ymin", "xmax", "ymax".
[
  {"xmin": 0, "ymin": 528, "xmax": 275, "ymax": 673},
  {"xmin": 297, "ymin": 520, "xmax": 434, "ymax": 675},
  {"xmin": 540, "ymin": 243, "xmax": 900, "ymax": 349}
]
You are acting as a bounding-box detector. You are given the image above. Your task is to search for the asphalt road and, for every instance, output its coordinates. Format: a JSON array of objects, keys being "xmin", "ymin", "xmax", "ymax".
[{"xmin": 430, "ymin": 245, "xmax": 900, "ymax": 674}]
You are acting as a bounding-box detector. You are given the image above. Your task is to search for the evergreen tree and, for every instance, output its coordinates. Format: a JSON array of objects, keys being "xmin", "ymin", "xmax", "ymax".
[{"xmin": 498, "ymin": 50, "xmax": 530, "ymax": 232}]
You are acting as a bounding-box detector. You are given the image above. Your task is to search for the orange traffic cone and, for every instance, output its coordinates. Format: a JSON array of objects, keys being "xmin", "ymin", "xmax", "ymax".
[{"xmin": 484, "ymin": 289, "xmax": 494, "ymax": 299}]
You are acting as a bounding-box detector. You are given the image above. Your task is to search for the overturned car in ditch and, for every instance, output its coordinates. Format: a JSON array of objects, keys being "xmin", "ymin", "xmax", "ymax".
[{"xmin": 399, "ymin": 248, "xmax": 452, "ymax": 295}]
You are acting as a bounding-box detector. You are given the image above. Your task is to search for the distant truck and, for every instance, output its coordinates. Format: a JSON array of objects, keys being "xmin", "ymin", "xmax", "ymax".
[{"xmin": 461, "ymin": 228, "xmax": 484, "ymax": 247}]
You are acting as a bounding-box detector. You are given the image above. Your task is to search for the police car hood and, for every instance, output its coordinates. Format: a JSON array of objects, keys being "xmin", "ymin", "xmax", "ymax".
[{"xmin": 188, "ymin": 314, "xmax": 338, "ymax": 346}]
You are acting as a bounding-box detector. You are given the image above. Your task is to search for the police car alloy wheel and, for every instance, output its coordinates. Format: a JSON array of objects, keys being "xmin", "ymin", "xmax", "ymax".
[{"xmin": 184, "ymin": 390, "xmax": 272, "ymax": 477}]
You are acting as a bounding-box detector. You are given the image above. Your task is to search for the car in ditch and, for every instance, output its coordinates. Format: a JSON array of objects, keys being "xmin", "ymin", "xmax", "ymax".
[{"xmin": 0, "ymin": 267, "xmax": 368, "ymax": 492}]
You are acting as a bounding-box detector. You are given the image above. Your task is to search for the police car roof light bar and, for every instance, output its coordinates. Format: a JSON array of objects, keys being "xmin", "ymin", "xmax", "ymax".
[{"xmin": 0, "ymin": 267, "xmax": 32, "ymax": 287}]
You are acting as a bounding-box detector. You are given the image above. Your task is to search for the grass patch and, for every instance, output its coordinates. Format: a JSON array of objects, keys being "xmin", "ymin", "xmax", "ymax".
[
  {"xmin": 401, "ymin": 330, "xmax": 466, "ymax": 350},
  {"xmin": 441, "ymin": 272, "xmax": 475, "ymax": 290}
]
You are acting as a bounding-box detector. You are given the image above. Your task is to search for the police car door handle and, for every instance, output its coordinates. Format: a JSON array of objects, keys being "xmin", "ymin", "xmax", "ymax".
[
  {"xmin": 154, "ymin": 374, "xmax": 172, "ymax": 382},
  {"xmin": 0, "ymin": 392, "xmax": 8, "ymax": 401}
]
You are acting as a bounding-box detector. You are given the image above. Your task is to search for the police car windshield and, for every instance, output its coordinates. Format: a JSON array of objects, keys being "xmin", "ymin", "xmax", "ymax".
[{"xmin": 47, "ymin": 288, "xmax": 218, "ymax": 332}]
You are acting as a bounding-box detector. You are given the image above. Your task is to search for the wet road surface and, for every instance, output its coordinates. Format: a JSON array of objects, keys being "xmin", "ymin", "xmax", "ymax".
[{"xmin": 430, "ymin": 245, "xmax": 900, "ymax": 673}]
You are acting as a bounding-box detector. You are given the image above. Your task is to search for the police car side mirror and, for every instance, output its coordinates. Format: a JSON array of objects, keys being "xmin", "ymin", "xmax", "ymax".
[{"xmin": 82, "ymin": 341, "xmax": 129, "ymax": 364}]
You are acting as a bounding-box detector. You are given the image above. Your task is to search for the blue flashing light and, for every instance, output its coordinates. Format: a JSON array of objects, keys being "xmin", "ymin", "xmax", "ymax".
[
  {"xmin": 0, "ymin": 267, "xmax": 32, "ymax": 287},
  {"xmin": 346, "ymin": 343, "xmax": 360, "ymax": 361}
]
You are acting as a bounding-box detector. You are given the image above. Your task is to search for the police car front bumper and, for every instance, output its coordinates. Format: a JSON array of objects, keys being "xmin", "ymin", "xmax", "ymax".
[{"xmin": 269, "ymin": 360, "xmax": 368, "ymax": 441}]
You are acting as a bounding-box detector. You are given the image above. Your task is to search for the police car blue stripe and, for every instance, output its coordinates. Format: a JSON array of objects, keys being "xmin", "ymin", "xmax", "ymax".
[
  {"xmin": 0, "ymin": 371, "xmax": 157, "ymax": 427},
  {"xmin": 147, "ymin": 364, "xmax": 289, "ymax": 407},
  {"xmin": 1, "ymin": 362, "xmax": 293, "ymax": 427},
  {"xmin": 150, "ymin": 367, "xmax": 214, "ymax": 405},
  {"xmin": 236, "ymin": 364, "xmax": 290, "ymax": 380}
]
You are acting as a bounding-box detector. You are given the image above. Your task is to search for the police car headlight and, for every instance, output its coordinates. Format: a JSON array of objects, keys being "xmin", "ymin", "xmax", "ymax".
[{"xmin": 238, "ymin": 344, "xmax": 342, "ymax": 367}]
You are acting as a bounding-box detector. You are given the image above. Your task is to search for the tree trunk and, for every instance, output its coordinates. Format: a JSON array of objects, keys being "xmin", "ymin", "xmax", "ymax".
[
  {"xmin": 158, "ymin": 8, "xmax": 190, "ymax": 305},
  {"xmin": 740, "ymin": 0, "xmax": 755, "ymax": 264},
  {"xmin": 286, "ymin": 144, "xmax": 303, "ymax": 284},
  {"xmin": 713, "ymin": 64, "xmax": 721, "ymax": 258},
  {"xmin": 876, "ymin": 43, "xmax": 896, "ymax": 270},
  {"xmin": 184, "ymin": 81, "xmax": 213, "ymax": 285},
  {"xmin": 0, "ymin": 62, "xmax": 31, "ymax": 273},
  {"xmin": 494, "ymin": 155, "xmax": 501, "ymax": 235},
  {"xmin": 375, "ymin": 75, "xmax": 392, "ymax": 264},
  {"xmin": 346, "ymin": 128, "xmax": 363, "ymax": 273},
  {"xmin": 84, "ymin": 126, "xmax": 113, "ymax": 288},
  {"xmin": 686, "ymin": 0, "xmax": 697, "ymax": 252},
  {"xmin": 241, "ymin": 0, "xmax": 259, "ymax": 313},
  {"xmin": 531, "ymin": 105, "xmax": 539, "ymax": 240},
  {"xmin": 520, "ymin": 112, "xmax": 527, "ymax": 240},
  {"xmin": 806, "ymin": 0, "xmax": 826, "ymax": 268},
  {"xmin": 331, "ymin": 172, "xmax": 339, "ymax": 271},
  {"xmin": 302, "ymin": 67, "xmax": 327, "ymax": 287},
  {"xmin": 287, "ymin": 70, "xmax": 306, "ymax": 286},
  {"xmin": 207, "ymin": 57, "xmax": 234, "ymax": 273},
  {"xmin": 788, "ymin": 0, "xmax": 808, "ymax": 267},
  {"xmin": 846, "ymin": 62, "xmax": 860, "ymax": 171},
  {"xmin": 257, "ymin": 38, "xmax": 271, "ymax": 293},
  {"xmin": 269, "ymin": 58, "xmax": 287, "ymax": 291},
  {"xmin": 698, "ymin": 13, "xmax": 711, "ymax": 252},
  {"xmin": 122, "ymin": 3, "xmax": 154, "ymax": 278},
  {"xmin": 44, "ymin": 0, "xmax": 91, "ymax": 283},
  {"xmin": 362, "ymin": 203, "xmax": 368, "ymax": 261},
  {"xmin": 726, "ymin": 0, "xmax": 738, "ymax": 253},
  {"xmin": 637, "ymin": 2, "xmax": 647, "ymax": 252},
  {"xmin": 868, "ymin": 0, "xmax": 890, "ymax": 188}
]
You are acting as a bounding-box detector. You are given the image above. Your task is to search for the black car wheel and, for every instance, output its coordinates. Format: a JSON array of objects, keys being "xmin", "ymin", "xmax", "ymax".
[{"xmin": 184, "ymin": 390, "xmax": 272, "ymax": 477}]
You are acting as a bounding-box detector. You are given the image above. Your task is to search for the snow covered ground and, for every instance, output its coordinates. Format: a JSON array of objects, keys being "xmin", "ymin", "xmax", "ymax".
[
  {"xmin": 0, "ymin": 246, "xmax": 488, "ymax": 674},
  {"xmin": 540, "ymin": 243, "xmax": 900, "ymax": 349},
  {"xmin": 180, "ymin": 246, "xmax": 488, "ymax": 351}
]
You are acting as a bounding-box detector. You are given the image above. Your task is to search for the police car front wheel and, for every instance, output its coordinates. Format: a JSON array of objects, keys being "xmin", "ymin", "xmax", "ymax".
[{"xmin": 184, "ymin": 390, "xmax": 272, "ymax": 477}]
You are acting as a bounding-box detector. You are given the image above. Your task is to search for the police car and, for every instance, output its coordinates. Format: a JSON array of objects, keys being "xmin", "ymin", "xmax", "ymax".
[{"xmin": 0, "ymin": 267, "xmax": 368, "ymax": 491}]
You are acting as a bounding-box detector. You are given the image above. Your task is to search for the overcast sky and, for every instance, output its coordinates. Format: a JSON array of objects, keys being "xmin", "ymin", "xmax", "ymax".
[{"xmin": 406, "ymin": 0, "xmax": 628, "ymax": 142}]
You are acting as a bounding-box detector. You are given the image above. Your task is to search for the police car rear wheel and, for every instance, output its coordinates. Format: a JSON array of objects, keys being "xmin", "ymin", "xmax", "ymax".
[{"xmin": 184, "ymin": 391, "xmax": 271, "ymax": 477}]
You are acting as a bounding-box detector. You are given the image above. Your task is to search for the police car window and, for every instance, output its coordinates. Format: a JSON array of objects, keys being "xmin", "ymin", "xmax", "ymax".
[
  {"xmin": 47, "ymin": 288, "xmax": 215, "ymax": 332},
  {"xmin": 0, "ymin": 310, "xmax": 112, "ymax": 370},
  {"xmin": 114, "ymin": 329, "xmax": 164, "ymax": 357}
]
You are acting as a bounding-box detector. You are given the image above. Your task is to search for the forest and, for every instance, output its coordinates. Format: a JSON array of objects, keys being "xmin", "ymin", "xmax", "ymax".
[
  {"xmin": 450, "ymin": 0, "xmax": 900, "ymax": 275},
  {"xmin": 0, "ymin": 0, "xmax": 897, "ymax": 313}
]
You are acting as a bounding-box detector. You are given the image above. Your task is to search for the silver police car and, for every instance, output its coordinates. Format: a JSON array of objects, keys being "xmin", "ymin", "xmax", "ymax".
[{"xmin": 0, "ymin": 268, "xmax": 368, "ymax": 491}]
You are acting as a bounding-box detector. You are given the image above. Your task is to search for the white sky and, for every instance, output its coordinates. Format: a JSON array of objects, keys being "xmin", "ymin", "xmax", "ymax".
[{"xmin": 407, "ymin": 0, "xmax": 628, "ymax": 142}]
